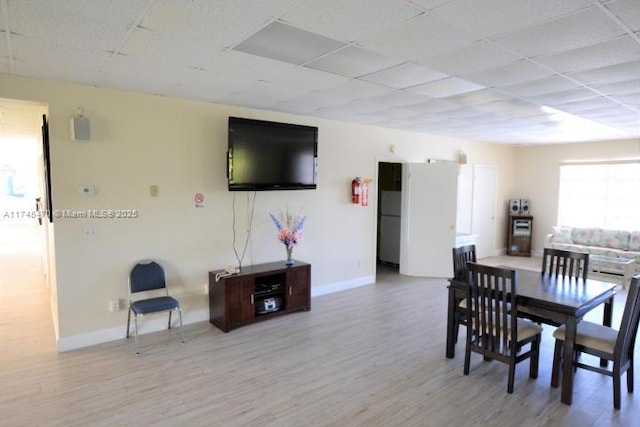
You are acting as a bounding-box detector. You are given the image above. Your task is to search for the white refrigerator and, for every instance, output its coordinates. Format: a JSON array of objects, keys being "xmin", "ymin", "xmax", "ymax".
[{"xmin": 379, "ymin": 190, "xmax": 401, "ymax": 265}]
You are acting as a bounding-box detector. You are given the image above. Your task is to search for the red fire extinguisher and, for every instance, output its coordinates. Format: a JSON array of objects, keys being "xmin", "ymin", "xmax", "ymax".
[{"xmin": 352, "ymin": 177, "xmax": 361, "ymax": 204}]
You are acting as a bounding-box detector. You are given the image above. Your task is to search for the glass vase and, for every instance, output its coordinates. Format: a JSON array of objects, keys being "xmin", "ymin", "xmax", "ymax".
[{"xmin": 285, "ymin": 246, "xmax": 294, "ymax": 266}]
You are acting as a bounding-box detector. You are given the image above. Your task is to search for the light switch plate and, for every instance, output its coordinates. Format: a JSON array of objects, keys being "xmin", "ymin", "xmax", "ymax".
[{"xmin": 150, "ymin": 185, "xmax": 159, "ymax": 197}]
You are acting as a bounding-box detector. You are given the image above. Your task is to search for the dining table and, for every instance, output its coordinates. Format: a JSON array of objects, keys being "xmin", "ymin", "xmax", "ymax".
[{"xmin": 446, "ymin": 267, "xmax": 617, "ymax": 405}]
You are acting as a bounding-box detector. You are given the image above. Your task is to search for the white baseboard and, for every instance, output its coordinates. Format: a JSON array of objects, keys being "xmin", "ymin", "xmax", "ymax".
[
  {"xmin": 57, "ymin": 275, "xmax": 375, "ymax": 352},
  {"xmin": 311, "ymin": 275, "xmax": 375, "ymax": 297},
  {"xmin": 57, "ymin": 309, "xmax": 210, "ymax": 352}
]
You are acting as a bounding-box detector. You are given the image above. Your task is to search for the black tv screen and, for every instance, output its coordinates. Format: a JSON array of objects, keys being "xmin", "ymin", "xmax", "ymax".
[{"xmin": 227, "ymin": 117, "xmax": 318, "ymax": 191}]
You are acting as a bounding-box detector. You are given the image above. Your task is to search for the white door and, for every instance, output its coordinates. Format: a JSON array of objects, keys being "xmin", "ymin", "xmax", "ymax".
[
  {"xmin": 400, "ymin": 162, "xmax": 457, "ymax": 277},
  {"xmin": 471, "ymin": 165, "xmax": 497, "ymax": 259}
]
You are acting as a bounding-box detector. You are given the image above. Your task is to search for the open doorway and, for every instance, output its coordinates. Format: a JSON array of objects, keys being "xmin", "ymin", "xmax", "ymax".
[
  {"xmin": 0, "ymin": 98, "xmax": 55, "ymax": 351},
  {"xmin": 377, "ymin": 162, "xmax": 402, "ymax": 278}
]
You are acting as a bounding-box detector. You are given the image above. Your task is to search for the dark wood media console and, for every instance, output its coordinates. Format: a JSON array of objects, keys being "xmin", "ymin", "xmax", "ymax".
[{"xmin": 209, "ymin": 261, "xmax": 311, "ymax": 332}]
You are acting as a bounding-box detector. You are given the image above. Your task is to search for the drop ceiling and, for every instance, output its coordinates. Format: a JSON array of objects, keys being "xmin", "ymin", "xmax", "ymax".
[{"xmin": 1, "ymin": 0, "xmax": 639, "ymax": 144}]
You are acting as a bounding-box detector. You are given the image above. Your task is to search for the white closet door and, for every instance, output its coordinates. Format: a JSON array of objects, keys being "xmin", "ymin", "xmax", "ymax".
[{"xmin": 400, "ymin": 162, "xmax": 457, "ymax": 277}]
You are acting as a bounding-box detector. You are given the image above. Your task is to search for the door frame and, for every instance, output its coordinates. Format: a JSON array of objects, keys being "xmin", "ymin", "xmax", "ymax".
[{"xmin": 374, "ymin": 157, "xmax": 406, "ymax": 276}]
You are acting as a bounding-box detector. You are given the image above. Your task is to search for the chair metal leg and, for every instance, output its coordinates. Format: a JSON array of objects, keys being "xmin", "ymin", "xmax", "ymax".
[
  {"xmin": 628, "ymin": 360, "xmax": 634, "ymax": 393},
  {"xmin": 168, "ymin": 310, "xmax": 173, "ymax": 330},
  {"xmin": 178, "ymin": 309, "xmax": 184, "ymax": 344},
  {"xmin": 126, "ymin": 307, "xmax": 132, "ymax": 338},
  {"xmin": 134, "ymin": 314, "xmax": 140, "ymax": 355}
]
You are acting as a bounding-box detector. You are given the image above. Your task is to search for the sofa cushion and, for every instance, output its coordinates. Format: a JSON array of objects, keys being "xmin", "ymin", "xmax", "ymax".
[
  {"xmin": 629, "ymin": 231, "xmax": 640, "ymax": 251},
  {"xmin": 591, "ymin": 228, "xmax": 630, "ymax": 250},
  {"xmin": 551, "ymin": 226, "xmax": 572, "ymax": 244},
  {"xmin": 571, "ymin": 227, "xmax": 594, "ymax": 245}
]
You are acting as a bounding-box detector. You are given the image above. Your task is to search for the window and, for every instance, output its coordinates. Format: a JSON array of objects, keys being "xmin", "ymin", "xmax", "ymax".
[{"xmin": 558, "ymin": 163, "xmax": 640, "ymax": 229}]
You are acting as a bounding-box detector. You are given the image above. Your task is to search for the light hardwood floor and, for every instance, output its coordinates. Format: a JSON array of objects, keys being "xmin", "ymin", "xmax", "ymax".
[{"xmin": 1, "ymin": 243, "xmax": 639, "ymax": 426}]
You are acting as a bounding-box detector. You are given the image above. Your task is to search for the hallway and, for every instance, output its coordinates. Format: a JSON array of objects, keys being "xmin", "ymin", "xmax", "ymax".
[{"xmin": 0, "ymin": 222, "xmax": 56, "ymax": 365}]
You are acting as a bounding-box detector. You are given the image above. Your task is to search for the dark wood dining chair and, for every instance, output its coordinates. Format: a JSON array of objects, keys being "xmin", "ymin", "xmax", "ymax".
[
  {"xmin": 452, "ymin": 244, "xmax": 477, "ymax": 281},
  {"xmin": 551, "ymin": 275, "xmax": 640, "ymax": 409},
  {"xmin": 450, "ymin": 245, "xmax": 477, "ymax": 341},
  {"xmin": 464, "ymin": 262, "xmax": 543, "ymax": 393},
  {"xmin": 541, "ymin": 247, "xmax": 589, "ymax": 280}
]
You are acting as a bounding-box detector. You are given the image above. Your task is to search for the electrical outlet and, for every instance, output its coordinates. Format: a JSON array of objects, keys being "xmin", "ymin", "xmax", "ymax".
[{"xmin": 109, "ymin": 298, "xmax": 120, "ymax": 312}]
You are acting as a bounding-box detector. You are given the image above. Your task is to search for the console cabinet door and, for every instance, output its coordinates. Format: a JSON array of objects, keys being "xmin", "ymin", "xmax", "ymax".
[
  {"xmin": 226, "ymin": 277, "xmax": 255, "ymax": 329},
  {"xmin": 286, "ymin": 265, "xmax": 310, "ymax": 311}
]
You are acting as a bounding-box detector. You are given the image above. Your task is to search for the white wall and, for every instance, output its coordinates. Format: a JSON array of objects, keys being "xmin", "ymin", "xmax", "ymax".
[
  {"xmin": 514, "ymin": 139, "xmax": 640, "ymax": 254},
  {"xmin": 0, "ymin": 74, "xmax": 518, "ymax": 349}
]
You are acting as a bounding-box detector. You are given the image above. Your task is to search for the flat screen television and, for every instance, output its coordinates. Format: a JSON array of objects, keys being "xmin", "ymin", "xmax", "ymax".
[{"xmin": 227, "ymin": 117, "xmax": 318, "ymax": 191}]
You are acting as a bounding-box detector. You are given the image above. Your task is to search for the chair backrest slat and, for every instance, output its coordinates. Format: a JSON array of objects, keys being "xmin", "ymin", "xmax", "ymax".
[
  {"xmin": 452, "ymin": 244, "xmax": 477, "ymax": 281},
  {"xmin": 542, "ymin": 248, "xmax": 589, "ymax": 280},
  {"xmin": 614, "ymin": 276, "xmax": 640, "ymax": 365},
  {"xmin": 468, "ymin": 262, "xmax": 517, "ymax": 356}
]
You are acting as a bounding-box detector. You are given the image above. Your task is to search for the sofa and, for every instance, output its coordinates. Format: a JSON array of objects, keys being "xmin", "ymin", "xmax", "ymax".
[{"xmin": 545, "ymin": 226, "xmax": 640, "ymax": 274}]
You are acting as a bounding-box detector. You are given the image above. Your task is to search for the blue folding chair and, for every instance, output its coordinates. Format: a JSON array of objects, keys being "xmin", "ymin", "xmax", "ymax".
[{"xmin": 126, "ymin": 260, "xmax": 184, "ymax": 354}]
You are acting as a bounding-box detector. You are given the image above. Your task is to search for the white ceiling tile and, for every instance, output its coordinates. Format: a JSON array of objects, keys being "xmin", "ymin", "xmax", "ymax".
[
  {"xmin": 432, "ymin": 0, "xmax": 593, "ymax": 38},
  {"xmin": 231, "ymin": 81, "xmax": 311, "ymax": 103},
  {"xmin": 11, "ymin": 34, "xmax": 111, "ymax": 71},
  {"xmin": 499, "ymin": 76, "xmax": 580, "ymax": 97},
  {"xmin": 162, "ymin": 68, "xmax": 252, "ymax": 102},
  {"xmin": 141, "ymin": 0, "xmax": 301, "ymax": 48},
  {"xmin": 337, "ymin": 100, "xmax": 389, "ymax": 114},
  {"xmin": 407, "ymin": 77, "xmax": 485, "ymax": 98},
  {"xmin": 98, "ymin": 54, "xmax": 185, "ymax": 95},
  {"xmin": 461, "ymin": 60, "xmax": 555, "ymax": 87},
  {"xmin": 366, "ymin": 90, "xmax": 433, "ymax": 108},
  {"xmin": 536, "ymin": 36, "xmax": 640, "ymax": 73},
  {"xmin": 320, "ymin": 79, "xmax": 395, "ymax": 100},
  {"xmin": 280, "ymin": 0, "xmax": 423, "ymax": 43},
  {"xmin": 553, "ymin": 97, "xmax": 623, "ymax": 114},
  {"xmin": 605, "ymin": 0, "xmax": 640, "ymax": 32},
  {"xmin": 27, "ymin": 0, "xmax": 153, "ymax": 25},
  {"xmin": 441, "ymin": 89, "xmax": 512, "ymax": 106},
  {"xmin": 529, "ymin": 88, "xmax": 600, "ymax": 106},
  {"xmin": 423, "ymin": 41, "xmax": 521, "ymax": 76},
  {"xmin": 592, "ymin": 78, "xmax": 640, "ymax": 96},
  {"xmin": 121, "ymin": 27, "xmax": 218, "ymax": 68},
  {"xmin": 492, "ymin": 7, "xmax": 626, "ymax": 58},
  {"xmin": 613, "ymin": 92, "xmax": 640, "ymax": 107},
  {"xmin": 9, "ymin": 1, "xmax": 130, "ymax": 51},
  {"xmin": 474, "ymin": 99, "xmax": 544, "ymax": 117},
  {"xmin": 200, "ymin": 50, "xmax": 298, "ymax": 85},
  {"xmin": 305, "ymin": 46, "xmax": 403, "ymax": 78},
  {"xmin": 268, "ymin": 67, "xmax": 351, "ymax": 92},
  {"xmin": 565, "ymin": 60, "xmax": 640, "ymax": 85},
  {"xmin": 13, "ymin": 58, "xmax": 99, "ymax": 87},
  {"xmin": 411, "ymin": 0, "xmax": 459, "ymax": 11},
  {"xmin": 234, "ymin": 21, "xmax": 345, "ymax": 65},
  {"xmin": 366, "ymin": 106, "xmax": 426, "ymax": 120},
  {"xmin": 360, "ymin": 62, "xmax": 448, "ymax": 89},
  {"xmin": 408, "ymin": 99, "xmax": 460, "ymax": 113},
  {"xmin": 359, "ymin": 14, "xmax": 479, "ymax": 62},
  {"xmin": 218, "ymin": 91, "xmax": 280, "ymax": 111},
  {"xmin": 281, "ymin": 91, "xmax": 352, "ymax": 110},
  {"xmin": 3, "ymin": 0, "xmax": 640, "ymax": 144},
  {"xmin": 432, "ymin": 107, "xmax": 488, "ymax": 119}
]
